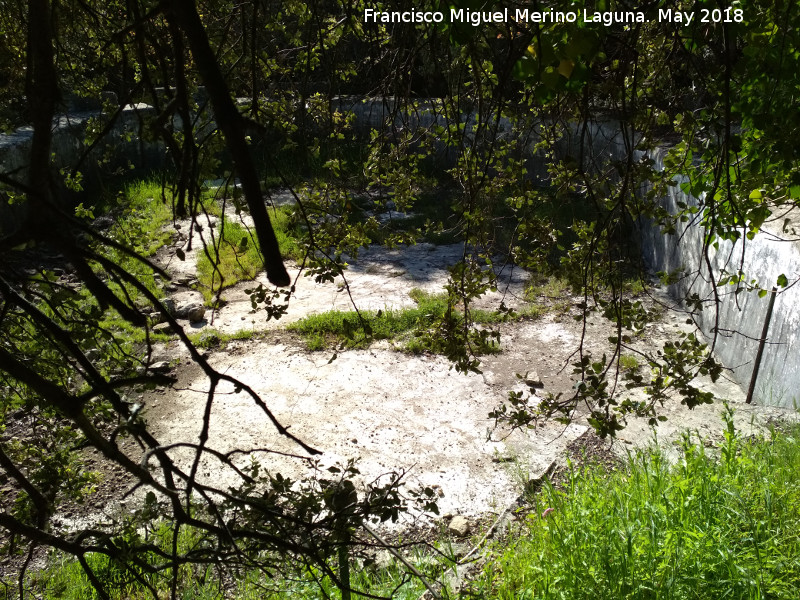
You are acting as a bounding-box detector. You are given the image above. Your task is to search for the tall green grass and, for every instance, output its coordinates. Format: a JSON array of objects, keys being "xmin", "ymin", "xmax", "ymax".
[
  {"xmin": 473, "ymin": 408, "xmax": 800, "ymax": 599},
  {"xmin": 92, "ymin": 180, "xmax": 176, "ymax": 346},
  {"xmin": 27, "ymin": 521, "xmax": 219, "ymax": 600},
  {"xmin": 111, "ymin": 180, "xmax": 175, "ymax": 257},
  {"xmin": 28, "ymin": 554, "xmax": 432, "ymax": 600},
  {"xmin": 24, "ymin": 522, "xmax": 435, "ymax": 600},
  {"xmin": 100, "ymin": 179, "xmax": 174, "ymax": 301}
]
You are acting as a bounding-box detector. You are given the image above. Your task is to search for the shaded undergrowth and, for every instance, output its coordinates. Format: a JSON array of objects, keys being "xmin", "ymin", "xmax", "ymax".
[{"xmin": 196, "ymin": 205, "xmax": 304, "ymax": 304}]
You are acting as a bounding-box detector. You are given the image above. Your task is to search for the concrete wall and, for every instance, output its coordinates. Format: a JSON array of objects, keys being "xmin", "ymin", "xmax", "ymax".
[
  {"xmin": 639, "ymin": 149, "xmax": 800, "ymax": 408},
  {"xmin": 0, "ymin": 104, "xmax": 162, "ymax": 236},
  {"xmin": 544, "ymin": 118, "xmax": 800, "ymax": 408},
  {"xmin": 335, "ymin": 101, "xmax": 800, "ymax": 408}
]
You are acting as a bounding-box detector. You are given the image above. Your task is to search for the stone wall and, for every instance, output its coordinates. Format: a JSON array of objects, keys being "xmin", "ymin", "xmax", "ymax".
[{"xmin": 0, "ymin": 103, "xmax": 161, "ymax": 236}]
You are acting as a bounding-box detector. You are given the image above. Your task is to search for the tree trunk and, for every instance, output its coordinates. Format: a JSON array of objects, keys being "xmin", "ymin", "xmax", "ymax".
[
  {"xmin": 167, "ymin": 0, "xmax": 290, "ymax": 287},
  {"xmin": 26, "ymin": 0, "xmax": 59, "ymax": 209}
]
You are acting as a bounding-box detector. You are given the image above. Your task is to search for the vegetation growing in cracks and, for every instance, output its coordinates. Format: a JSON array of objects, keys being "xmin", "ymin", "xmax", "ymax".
[{"xmin": 0, "ymin": 0, "xmax": 799, "ymax": 597}]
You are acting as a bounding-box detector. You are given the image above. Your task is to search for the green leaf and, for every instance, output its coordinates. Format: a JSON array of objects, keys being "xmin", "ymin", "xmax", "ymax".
[
  {"xmin": 777, "ymin": 274, "xmax": 788, "ymax": 288},
  {"xmin": 557, "ymin": 59, "xmax": 575, "ymax": 79}
]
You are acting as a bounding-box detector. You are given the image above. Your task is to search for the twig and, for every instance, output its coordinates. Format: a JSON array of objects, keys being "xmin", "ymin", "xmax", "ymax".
[{"xmin": 362, "ymin": 523, "xmax": 442, "ymax": 600}]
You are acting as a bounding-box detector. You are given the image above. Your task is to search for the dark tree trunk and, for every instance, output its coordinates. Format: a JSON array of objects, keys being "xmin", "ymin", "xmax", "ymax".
[
  {"xmin": 167, "ymin": 0, "xmax": 291, "ymax": 287},
  {"xmin": 26, "ymin": 0, "xmax": 59, "ymax": 210}
]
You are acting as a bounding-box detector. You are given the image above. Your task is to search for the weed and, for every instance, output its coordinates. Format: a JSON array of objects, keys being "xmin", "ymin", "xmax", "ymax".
[
  {"xmin": 24, "ymin": 524, "xmax": 440, "ymax": 600},
  {"xmin": 195, "ymin": 221, "xmax": 264, "ymax": 302},
  {"xmin": 196, "ymin": 207, "xmax": 304, "ymax": 304},
  {"xmin": 237, "ymin": 554, "xmax": 436, "ymax": 600},
  {"xmin": 23, "ymin": 413, "xmax": 800, "ymax": 599},
  {"xmin": 470, "ymin": 414, "xmax": 800, "ymax": 599},
  {"xmin": 523, "ymin": 276, "xmax": 571, "ymax": 302},
  {"xmin": 98, "ymin": 179, "xmax": 176, "ymax": 306},
  {"xmin": 618, "ymin": 354, "xmax": 640, "ymax": 371},
  {"xmin": 523, "ymin": 276, "xmax": 573, "ymax": 316},
  {"xmin": 188, "ymin": 328, "xmax": 260, "ymax": 349},
  {"xmin": 73, "ymin": 180, "xmax": 176, "ymax": 358},
  {"xmin": 112, "ymin": 179, "xmax": 175, "ymax": 257}
]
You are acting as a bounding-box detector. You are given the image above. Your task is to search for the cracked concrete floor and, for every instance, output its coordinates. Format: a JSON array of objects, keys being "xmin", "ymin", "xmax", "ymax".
[{"xmin": 144, "ymin": 239, "xmax": 798, "ymax": 523}]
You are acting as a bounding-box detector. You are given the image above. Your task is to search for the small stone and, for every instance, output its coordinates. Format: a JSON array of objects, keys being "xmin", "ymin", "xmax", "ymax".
[
  {"xmin": 161, "ymin": 298, "xmax": 176, "ymax": 316},
  {"xmin": 150, "ymin": 361, "xmax": 171, "ymax": 373},
  {"xmin": 187, "ymin": 305, "xmax": 206, "ymax": 323},
  {"xmin": 524, "ymin": 371, "xmax": 543, "ymax": 387},
  {"xmin": 153, "ymin": 322, "xmax": 174, "ymax": 333},
  {"xmin": 176, "ymin": 302, "xmax": 206, "ymax": 323},
  {"xmin": 448, "ymin": 515, "xmax": 471, "ymax": 537},
  {"xmin": 374, "ymin": 550, "xmax": 393, "ymax": 570}
]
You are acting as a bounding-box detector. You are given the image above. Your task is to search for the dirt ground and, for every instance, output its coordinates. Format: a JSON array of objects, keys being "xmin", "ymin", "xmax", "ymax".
[{"xmin": 140, "ymin": 229, "xmax": 799, "ymax": 527}]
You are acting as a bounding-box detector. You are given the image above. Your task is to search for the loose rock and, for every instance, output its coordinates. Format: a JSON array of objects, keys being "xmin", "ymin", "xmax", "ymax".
[
  {"xmin": 524, "ymin": 371, "xmax": 543, "ymax": 387},
  {"xmin": 448, "ymin": 515, "xmax": 471, "ymax": 537},
  {"xmin": 176, "ymin": 302, "xmax": 206, "ymax": 323},
  {"xmin": 160, "ymin": 298, "xmax": 176, "ymax": 316},
  {"xmin": 153, "ymin": 322, "xmax": 174, "ymax": 333}
]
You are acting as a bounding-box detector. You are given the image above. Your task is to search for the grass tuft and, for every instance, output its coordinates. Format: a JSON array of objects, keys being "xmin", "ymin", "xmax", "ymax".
[
  {"xmin": 288, "ymin": 288, "xmax": 504, "ymax": 354},
  {"xmin": 523, "ymin": 276, "xmax": 573, "ymax": 316},
  {"xmin": 187, "ymin": 328, "xmax": 260, "ymax": 349},
  {"xmin": 618, "ymin": 353, "xmax": 640, "ymax": 371}
]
